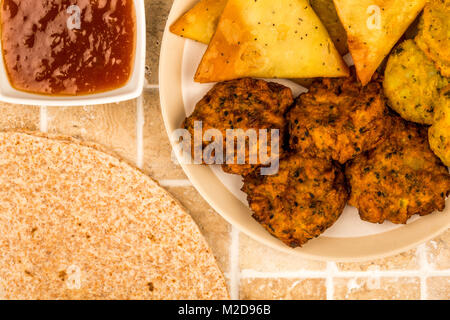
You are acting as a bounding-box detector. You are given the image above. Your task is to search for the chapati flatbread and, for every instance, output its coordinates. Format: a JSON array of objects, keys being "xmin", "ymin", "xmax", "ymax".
[{"xmin": 0, "ymin": 131, "xmax": 229, "ymax": 300}]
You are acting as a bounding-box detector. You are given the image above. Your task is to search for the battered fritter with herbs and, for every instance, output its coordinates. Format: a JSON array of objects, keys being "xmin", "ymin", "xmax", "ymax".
[
  {"xmin": 415, "ymin": 0, "xmax": 450, "ymax": 77},
  {"xmin": 384, "ymin": 40, "xmax": 448, "ymax": 125},
  {"xmin": 346, "ymin": 116, "xmax": 450, "ymax": 225},
  {"xmin": 183, "ymin": 78, "xmax": 293, "ymax": 176},
  {"xmin": 429, "ymin": 85, "xmax": 450, "ymax": 166},
  {"xmin": 242, "ymin": 154, "xmax": 348, "ymax": 247},
  {"xmin": 287, "ymin": 74, "xmax": 390, "ymax": 164}
]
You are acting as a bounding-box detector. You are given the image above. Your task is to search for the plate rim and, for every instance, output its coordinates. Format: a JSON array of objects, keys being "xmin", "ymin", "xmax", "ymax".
[{"xmin": 159, "ymin": 0, "xmax": 450, "ymax": 262}]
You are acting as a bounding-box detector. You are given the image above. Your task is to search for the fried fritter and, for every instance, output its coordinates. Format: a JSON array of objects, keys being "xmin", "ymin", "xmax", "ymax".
[
  {"xmin": 242, "ymin": 154, "xmax": 348, "ymax": 248},
  {"xmin": 384, "ymin": 40, "xmax": 448, "ymax": 125},
  {"xmin": 183, "ymin": 78, "xmax": 293, "ymax": 176},
  {"xmin": 415, "ymin": 0, "xmax": 450, "ymax": 77},
  {"xmin": 346, "ymin": 116, "xmax": 450, "ymax": 224},
  {"xmin": 287, "ymin": 73, "xmax": 390, "ymax": 164},
  {"xmin": 429, "ymin": 85, "xmax": 450, "ymax": 166}
]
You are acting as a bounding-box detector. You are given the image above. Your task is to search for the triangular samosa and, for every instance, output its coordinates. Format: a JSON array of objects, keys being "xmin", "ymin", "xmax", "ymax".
[
  {"xmin": 195, "ymin": 0, "xmax": 349, "ymax": 83},
  {"xmin": 170, "ymin": 0, "xmax": 228, "ymax": 44},
  {"xmin": 310, "ymin": 0, "xmax": 348, "ymax": 56},
  {"xmin": 333, "ymin": 0, "xmax": 426, "ymax": 85}
]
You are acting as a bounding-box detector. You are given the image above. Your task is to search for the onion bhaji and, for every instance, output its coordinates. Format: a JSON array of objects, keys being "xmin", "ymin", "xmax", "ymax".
[
  {"xmin": 346, "ymin": 116, "xmax": 450, "ymax": 224},
  {"xmin": 415, "ymin": 0, "xmax": 450, "ymax": 77},
  {"xmin": 287, "ymin": 73, "xmax": 391, "ymax": 164},
  {"xmin": 183, "ymin": 78, "xmax": 293, "ymax": 176},
  {"xmin": 429, "ymin": 85, "xmax": 450, "ymax": 166},
  {"xmin": 384, "ymin": 40, "xmax": 448, "ymax": 125},
  {"xmin": 242, "ymin": 154, "xmax": 348, "ymax": 247}
]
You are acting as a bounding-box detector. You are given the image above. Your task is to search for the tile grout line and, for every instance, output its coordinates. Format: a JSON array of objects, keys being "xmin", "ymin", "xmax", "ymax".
[
  {"xmin": 241, "ymin": 270, "xmax": 329, "ymax": 278},
  {"xmin": 417, "ymin": 244, "xmax": 429, "ymax": 300},
  {"xmin": 144, "ymin": 84, "xmax": 159, "ymax": 90},
  {"xmin": 136, "ymin": 94, "xmax": 145, "ymax": 169},
  {"xmin": 39, "ymin": 106, "xmax": 48, "ymax": 133},
  {"xmin": 240, "ymin": 268, "xmax": 450, "ymax": 278},
  {"xmin": 229, "ymin": 227, "xmax": 240, "ymax": 300}
]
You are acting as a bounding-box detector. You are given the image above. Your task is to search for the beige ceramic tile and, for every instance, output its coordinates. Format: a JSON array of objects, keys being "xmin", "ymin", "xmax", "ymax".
[
  {"xmin": 333, "ymin": 277, "xmax": 420, "ymax": 300},
  {"xmin": 337, "ymin": 250, "xmax": 419, "ymax": 272},
  {"xmin": 239, "ymin": 234, "xmax": 326, "ymax": 272},
  {"xmin": 0, "ymin": 103, "xmax": 40, "ymax": 131},
  {"xmin": 47, "ymin": 100, "xmax": 137, "ymax": 165},
  {"xmin": 143, "ymin": 89, "xmax": 187, "ymax": 180},
  {"xmin": 240, "ymin": 278, "xmax": 326, "ymax": 300},
  {"xmin": 166, "ymin": 186, "xmax": 231, "ymax": 273},
  {"xmin": 427, "ymin": 277, "xmax": 450, "ymax": 300},
  {"xmin": 427, "ymin": 229, "xmax": 450, "ymax": 270},
  {"xmin": 145, "ymin": 0, "xmax": 175, "ymax": 84}
]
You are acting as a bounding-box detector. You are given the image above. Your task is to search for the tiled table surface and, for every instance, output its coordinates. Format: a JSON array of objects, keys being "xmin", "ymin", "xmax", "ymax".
[{"xmin": 1, "ymin": 0, "xmax": 449, "ymax": 300}]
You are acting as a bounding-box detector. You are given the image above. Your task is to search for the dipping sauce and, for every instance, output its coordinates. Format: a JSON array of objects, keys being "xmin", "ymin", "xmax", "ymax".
[{"xmin": 0, "ymin": 0, "xmax": 135, "ymax": 95}]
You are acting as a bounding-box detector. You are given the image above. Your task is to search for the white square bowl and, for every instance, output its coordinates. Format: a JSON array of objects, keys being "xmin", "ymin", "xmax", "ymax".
[{"xmin": 0, "ymin": 0, "xmax": 145, "ymax": 106}]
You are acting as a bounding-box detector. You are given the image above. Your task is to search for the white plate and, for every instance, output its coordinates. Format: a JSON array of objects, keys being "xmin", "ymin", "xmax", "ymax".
[
  {"xmin": 0, "ymin": 0, "xmax": 145, "ymax": 106},
  {"xmin": 159, "ymin": 0, "xmax": 450, "ymax": 261}
]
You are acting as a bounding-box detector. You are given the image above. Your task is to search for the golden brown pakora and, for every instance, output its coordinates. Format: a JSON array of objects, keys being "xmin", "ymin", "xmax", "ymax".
[
  {"xmin": 287, "ymin": 73, "xmax": 391, "ymax": 164},
  {"xmin": 242, "ymin": 154, "xmax": 348, "ymax": 248},
  {"xmin": 415, "ymin": 0, "xmax": 450, "ymax": 77},
  {"xmin": 384, "ymin": 40, "xmax": 448, "ymax": 125},
  {"xmin": 346, "ymin": 116, "xmax": 450, "ymax": 224},
  {"xmin": 429, "ymin": 85, "xmax": 450, "ymax": 166},
  {"xmin": 183, "ymin": 78, "xmax": 293, "ymax": 176}
]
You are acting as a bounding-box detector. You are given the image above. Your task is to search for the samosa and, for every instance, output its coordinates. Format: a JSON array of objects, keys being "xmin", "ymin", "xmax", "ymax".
[
  {"xmin": 170, "ymin": 0, "xmax": 228, "ymax": 44},
  {"xmin": 195, "ymin": 0, "xmax": 349, "ymax": 83},
  {"xmin": 333, "ymin": 0, "xmax": 426, "ymax": 85}
]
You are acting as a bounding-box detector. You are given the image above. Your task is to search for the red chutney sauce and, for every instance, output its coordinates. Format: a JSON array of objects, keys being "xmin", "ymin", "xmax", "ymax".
[{"xmin": 0, "ymin": 0, "xmax": 135, "ymax": 95}]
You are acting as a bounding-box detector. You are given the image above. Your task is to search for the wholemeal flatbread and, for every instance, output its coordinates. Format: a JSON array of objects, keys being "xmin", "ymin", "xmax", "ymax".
[{"xmin": 0, "ymin": 131, "xmax": 229, "ymax": 300}]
